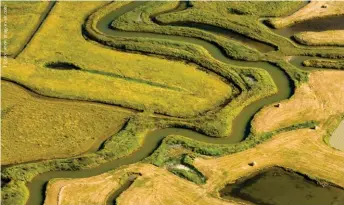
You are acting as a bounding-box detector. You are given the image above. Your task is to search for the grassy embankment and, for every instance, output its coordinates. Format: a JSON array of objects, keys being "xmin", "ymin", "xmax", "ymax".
[
  {"xmin": 302, "ymin": 59, "xmax": 344, "ymax": 70},
  {"xmin": 267, "ymin": 1, "xmax": 344, "ymax": 29},
  {"xmin": 1, "ymin": 80, "xmax": 132, "ymax": 165},
  {"xmin": 156, "ymin": 1, "xmax": 344, "ymax": 59},
  {"xmin": 0, "ymin": 1, "xmax": 48, "ymax": 56},
  {"xmin": 294, "ymin": 30, "xmax": 344, "ymax": 47}
]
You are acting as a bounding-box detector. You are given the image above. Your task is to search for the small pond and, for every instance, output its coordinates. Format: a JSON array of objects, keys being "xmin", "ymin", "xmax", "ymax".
[
  {"xmin": 220, "ymin": 167, "xmax": 344, "ymax": 205},
  {"xmin": 272, "ymin": 15, "xmax": 344, "ymax": 38}
]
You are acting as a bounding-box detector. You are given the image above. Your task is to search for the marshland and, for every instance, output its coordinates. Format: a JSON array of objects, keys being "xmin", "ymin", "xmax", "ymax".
[{"xmin": 1, "ymin": 1, "xmax": 344, "ymax": 205}]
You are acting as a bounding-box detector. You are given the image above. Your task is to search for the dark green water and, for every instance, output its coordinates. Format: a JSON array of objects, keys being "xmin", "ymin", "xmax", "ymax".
[
  {"xmin": 220, "ymin": 167, "xmax": 344, "ymax": 205},
  {"xmin": 271, "ymin": 15, "xmax": 344, "ymax": 38},
  {"xmin": 289, "ymin": 56, "xmax": 320, "ymax": 71},
  {"xmin": 7, "ymin": 2, "xmax": 335, "ymax": 205},
  {"xmin": 106, "ymin": 175, "xmax": 138, "ymax": 205}
]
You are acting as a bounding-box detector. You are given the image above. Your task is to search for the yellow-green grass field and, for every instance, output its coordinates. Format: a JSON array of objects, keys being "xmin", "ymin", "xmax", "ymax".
[
  {"xmin": 0, "ymin": 1, "xmax": 48, "ymax": 56},
  {"xmin": 294, "ymin": 30, "xmax": 344, "ymax": 46},
  {"xmin": 5, "ymin": 1, "xmax": 232, "ymax": 118},
  {"xmin": 1, "ymin": 80, "xmax": 132, "ymax": 165}
]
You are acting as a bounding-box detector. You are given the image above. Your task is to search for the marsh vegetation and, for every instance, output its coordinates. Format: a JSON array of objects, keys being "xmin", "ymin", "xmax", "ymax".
[{"xmin": 1, "ymin": 1, "xmax": 344, "ymax": 205}]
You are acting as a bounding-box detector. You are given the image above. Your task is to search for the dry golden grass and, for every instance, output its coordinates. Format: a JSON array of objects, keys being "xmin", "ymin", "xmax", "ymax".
[
  {"xmin": 252, "ymin": 70, "xmax": 344, "ymax": 133},
  {"xmin": 44, "ymin": 164, "xmax": 232, "ymax": 205},
  {"xmin": 1, "ymin": 80, "xmax": 132, "ymax": 165},
  {"xmin": 294, "ymin": 30, "xmax": 344, "ymax": 46},
  {"xmin": 269, "ymin": 1, "xmax": 344, "ymax": 28},
  {"xmin": 44, "ymin": 172, "xmax": 121, "ymax": 205}
]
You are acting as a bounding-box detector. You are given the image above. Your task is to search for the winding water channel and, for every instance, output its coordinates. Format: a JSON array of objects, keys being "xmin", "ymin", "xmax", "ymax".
[{"xmin": 5, "ymin": 2, "xmax": 341, "ymax": 205}]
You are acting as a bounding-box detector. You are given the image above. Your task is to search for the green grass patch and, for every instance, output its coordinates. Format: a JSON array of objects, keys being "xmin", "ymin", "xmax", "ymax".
[{"xmin": 303, "ymin": 59, "xmax": 344, "ymax": 70}]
